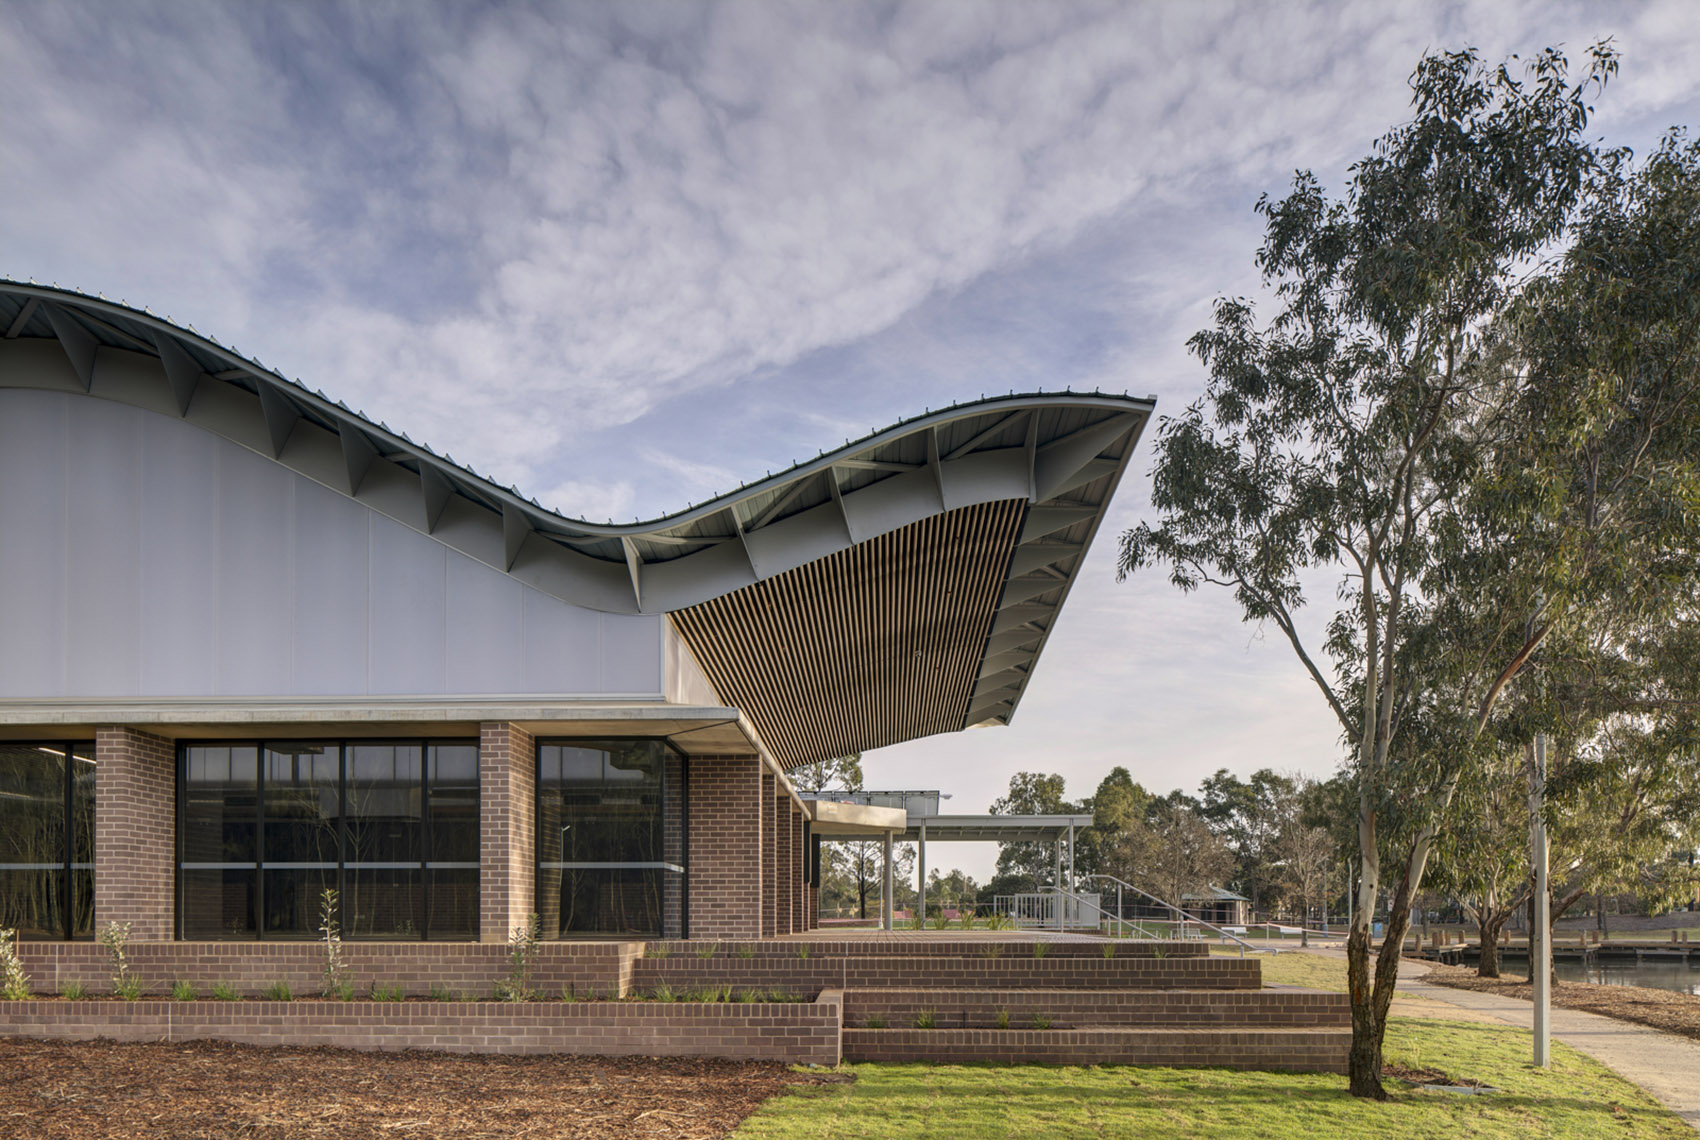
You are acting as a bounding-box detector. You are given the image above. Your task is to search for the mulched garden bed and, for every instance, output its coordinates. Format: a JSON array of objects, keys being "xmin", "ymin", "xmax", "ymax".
[
  {"xmin": 1423, "ymin": 961, "xmax": 1700, "ymax": 1043},
  {"xmin": 0, "ymin": 1037, "xmax": 846, "ymax": 1139}
]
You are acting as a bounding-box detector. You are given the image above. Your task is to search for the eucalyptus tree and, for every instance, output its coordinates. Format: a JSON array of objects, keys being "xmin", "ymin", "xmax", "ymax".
[{"xmin": 1119, "ymin": 46, "xmax": 1618, "ymax": 1097}]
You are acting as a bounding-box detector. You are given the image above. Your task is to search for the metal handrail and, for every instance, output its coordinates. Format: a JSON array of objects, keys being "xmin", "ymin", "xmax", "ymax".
[
  {"xmin": 1034, "ymin": 885, "xmax": 1148, "ymax": 938},
  {"xmin": 1087, "ymin": 873, "xmax": 1273, "ymax": 956}
]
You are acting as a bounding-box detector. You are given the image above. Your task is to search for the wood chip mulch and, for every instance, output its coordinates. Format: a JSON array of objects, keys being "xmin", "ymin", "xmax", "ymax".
[
  {"xmin": 1422, "ymin": 961, "xmax": 1700, "ymax": 1043},
  {"xmin": 0, "ymin": 1037, "xmax": 848, "ymax": 1140}
]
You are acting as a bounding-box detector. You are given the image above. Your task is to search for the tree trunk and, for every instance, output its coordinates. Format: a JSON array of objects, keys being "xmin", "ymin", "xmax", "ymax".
[
  {"xmin": 1345, "ymin": 922, "xmax": 1385, "ymax": 1099},
  {"xmin": 1477, "ymin": 915, "xmax": 1504, "ymax": 978}
]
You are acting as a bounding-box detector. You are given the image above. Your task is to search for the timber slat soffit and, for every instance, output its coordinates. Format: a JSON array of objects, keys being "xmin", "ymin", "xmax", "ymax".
[{"xmin": 671, "ymin": 501, "xmax": 1025, "ymax": 770}]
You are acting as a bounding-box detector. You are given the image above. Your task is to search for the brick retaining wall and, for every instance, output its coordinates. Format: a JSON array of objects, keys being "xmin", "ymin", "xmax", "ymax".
[
  {"xmin": 16, "ymin": 941, "xmax": 643, "ymax": 999},
  {"xmin": 638, "ymin": 939, "xmax": 1209, "ymax": 959},
  {"xmin": 844, "ymin": 1027, "xmax": 1348, "ymax": 1072},
  {"xmin": 844, "ymin": 988, "xmax": 1351, "ymax": 1028},
  {"xmin": 0, "ymin": 992, "xmax": 842, "ymax": 1065},
  {"xmin": 632, "ymin": 955, "xmax": 1260, "ymax": 993}
]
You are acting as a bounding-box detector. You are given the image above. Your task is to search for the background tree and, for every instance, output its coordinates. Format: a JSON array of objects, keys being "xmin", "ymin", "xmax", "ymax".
[
  {"xmin": 990, "ymin": 772, "xmax": 1077, "ymax": 885},
  {"xmin": 1141, "ymin": 801, "xmax": 1236, "ymax": 919},
  {"xmin": 1198, "ymin": 768, "xmax": 1296, "ymax": 915},
  {"xmin": 1119, "ymin": 46, "xmax": 1618, "ymax": 1097}
]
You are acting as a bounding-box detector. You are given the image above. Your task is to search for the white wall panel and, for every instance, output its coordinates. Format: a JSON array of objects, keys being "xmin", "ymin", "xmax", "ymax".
[
  {"xmin": 292, "ymin": 478, "xmax": 369, "ymax": 695},
  {"xmin": 0, "ymin": 390, "xmax": 68, "ymax": 696},
  {"xmin": 137, "ymin": 410, "xmax": 218, "ymax": 695},
  {"xmin": 65, "ymin": 398, "xmax": 141, "ymax": 695},
  {"xmin": 0, "ymin": 390, "xmax": 665, "ymax": 701}
]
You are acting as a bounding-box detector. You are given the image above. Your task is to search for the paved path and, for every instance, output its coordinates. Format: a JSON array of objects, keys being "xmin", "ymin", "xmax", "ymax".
[{"xmin": 1387, "ymin": 955, "xmax": 1700, "ymax": 1131}]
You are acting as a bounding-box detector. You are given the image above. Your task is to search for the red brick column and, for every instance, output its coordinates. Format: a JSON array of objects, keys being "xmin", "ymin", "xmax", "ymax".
[
  {"xmin": 686, "ymin": 755, "xmax": 764, "ymax": 940},
  {"xmin": 774, "ymin": 792, "xmax": 793, "ymax": 937},
  {"xmin": 760, "ymin": 770, "xmax": 777, "ymax": 938},
  {"xmin": 480, "ymin": 723, "xmax": 535, "ymax": 943},
  {"xmin": 94, "ymin": 727, "xmax": 175, "ymax": 941},
  {"xmin": 791, "ymin": 804, "xmax": 807, "ymax": 934}
]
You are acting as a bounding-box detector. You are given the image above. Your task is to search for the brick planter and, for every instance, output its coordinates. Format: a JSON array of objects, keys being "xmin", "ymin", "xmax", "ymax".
[
  {"xmin": 0, "ymin": 991, "xmax": 843, "ymax": 1066},
  {"xmin": 633, "ymin": 955, "xmax": 1260, "ymax": 994},
  {"xmin": 843, "ymin": 1027, "xmax": 1349, "ymax": 1072},
  {"xmin": 844, "ymin": 988, "xmax": 1351, "ymax": 1029}
]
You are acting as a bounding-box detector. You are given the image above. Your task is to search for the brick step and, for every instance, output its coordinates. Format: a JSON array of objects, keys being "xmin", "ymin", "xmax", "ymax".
[
  {"xmin": 632, "ymin": 955, "xmax": 1261, "ymax": 994},
  {"xmin": 844, "ymin": 988, "xmax": 1349, "ymax": 1029},
  {"xmin": 643, "ymin": 939, "xmax": 1208, "ymax": 959},
  {"xmin": 843, "ymin": 1026, "xmax": 1350, "ymax": 1072}
]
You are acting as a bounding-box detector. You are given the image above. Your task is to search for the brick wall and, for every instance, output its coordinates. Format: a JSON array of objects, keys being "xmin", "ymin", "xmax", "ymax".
[
  {"xmin": 791, "ymin": 806, "xmax": 806, "ymax": 934},
  {"xmin": 843, "ymin": 1027, "xmax": 1347, "ymax": 1072},
  {"xmin": 773, "ymin": 791, "xmax": 792, "ymax": 937},
  {"xmin": 843, "ymin": 988, "xmax": 1350, "ymax": 1028},
  {"xmin": 664, "ymin": 753, "xmax": 684, "ymax": 939},
  {"xmin": 684, "ymin": 756, "xmax": 764, "ymax": 940},
  {"xmin": 16, "ymin": 941, "xmax": 641, "ymax": 999},
  {"xmin": 0, "ymin": 992, "xmax": 842, "ymax": 1066},
  {"xmin": 631, "ymin": 955, "xmax": 1260, "ymax": 993},
  {"xmin": 760, "ymin": 770, "xmax": 776, "ymax": 938},
  {"xmin": 638, "ymin": 938, "xmax": 1208, "ymax": 959},
  {"xmin": 479, "ymin": 723, "xmax": 535, "ymax": 943},
  {"xmin": 94, "ymin": 727, "xmax": 175, "ymax": 941}
]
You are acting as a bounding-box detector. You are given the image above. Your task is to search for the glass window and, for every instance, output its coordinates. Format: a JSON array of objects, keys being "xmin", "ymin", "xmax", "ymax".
[
  {"xmin": 0, "ymin": 744, "xmax": 77, "ymax": 940},
  {"xmin": 536, "ymin": 740, "xmax": 677, "ymax": 939},
  {"xmin": 178, "ymin": 740, "xmax": 476, "ymax": 941}
]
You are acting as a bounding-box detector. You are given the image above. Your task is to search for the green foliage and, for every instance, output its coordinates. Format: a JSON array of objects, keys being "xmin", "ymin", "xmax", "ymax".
[
  {"xmin": 645, "ymin": 943, "xmax": 672, "ymax": 959},
  {"xmin": 863, "ymin": 1014, "xmax": 887, "ymax": 1029},
  {"xmin": 991, "ymin": 772, "xmax": 1076, "ymax": 882},
  {"xmin": 1102, "ymin": 943, "xmax": 1115, "ymax": 959},
  {"xmin": 318, "ymin": 888, "xmax": 352, "ymax": 998},
  {"xmin": 98, "ymin": 921, "xmax": 135, "ymax": 994},
  {"xmin": 0, "ymin": 927, "xmax": 31, "ymax": 1000},
  {"xmin": 994, "ymin": 1008, "xmax": 1010, "ymax": 1029},
  {"xmin": 795, "ymin": 944, "xmax": 812, "ymax": 959},
  {"xmin": 210, "ymin": 982, "xmax": 240, "ymax": 1001},
  {"xmin": 1032, "ymin": 942, "xmax": 1049, "ymax": 959},
  {"xmin": 114, "ymin": 975, "xmax": 144, "ymax": 1001},
  {"xmin": 261, "ymin": 980, "xmax": 294, "ymax": 1002},
  {"xmin": 912, "ymin": 1008, "xmax": 935, "ymax": 1029},
  {"xmin": 370, "ymin": 983, "xmax": 405, "ymax": 1002},
  {"xmin": 651, "ymin": 984, "xmax": 676, "ymax": 1003},
  {"xmin": 61, "ymin": 981, "xmax": 87, "ymax": 1001},
  {"xmin": 172, "ymin": 980, "xmax": 197, "ymax": 1002},
  {"xmin": 696, "ymin": 942, "xmax": 719, "ymax": 960},
  {"xmin": 736, "ymin": 944, "xmax": 756, "ymax": 959},
  {"xmin": 496, "ymin": 914, "xmax": 540, "ymax": 1001},
  {"xmin": 430, "ymin": 983, "xmax": 457, "ymax": 1003},
  {"xmin": 1029, "ymin": 1012, "xmax": 1052, "ymax": 1030}
]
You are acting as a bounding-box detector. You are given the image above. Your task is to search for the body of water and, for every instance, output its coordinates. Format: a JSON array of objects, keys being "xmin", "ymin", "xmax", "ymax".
[{"xmin": 1553, "ymin": 957, "xmax": 1700, "ymax": 996}]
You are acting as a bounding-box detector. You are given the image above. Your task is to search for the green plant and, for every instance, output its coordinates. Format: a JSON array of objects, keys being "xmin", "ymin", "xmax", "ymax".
[
  {"xmin": 913, "ymin": 1008, "xmax": 936, "ymax": 1029},
  {"xmin": 318, "ymin": 888, "xmax": 352, "ymax": 998},
  {"xmin": 558, "ymin": 984, "xmax": 577, "ymax": 1002},
  {"xmin": 210, "ymin": 981, "xmax": 240, "ymax": 1001},
  {"xmin": 958, "ymin": 910, "xmax": 977, "ymax": 930},
  {"xmin": 645, "ymin": 943, "xmax": 672, "ymax": 959},
  {"xmin": 652, "ymin": 984, "xmax": 677, "ymax": 1003},
  {"xmin": 929, "ymin": 911, "xmax": 951, "ymax": 930},
  {"xmin": 430, "ymin": 983, "xmax": 456, "ymax": 1003},
  {"xmin": 1152, "ymin": 945, "xmax": 1169, "ymax": 960},
  {"xmin": 735, "ymin": 944, "xmax": 755, "ymax": 959},
  {"xmin": 172, "ymin": 980, "xmax": 197, "ymax": 1002},
  {"xmin": 981, "ymin": 944, "xmax": 1005, "ymax": 959},
  {"xmin": 0, "ymin": 927, "xmax": 31, "ymax": 1000},
  {"xmin": 864, "ymin": 1014, "xmax": 887, "ymax": 1029},
  {"xmin": 994, "ymin": 1008, "xmax": 1010, "ymax": 1029},
  {"xmin": 985, "ymin": 913, "xmax": 1011, "ymax": 931},
  {"xmin": 62, "ymin": 981, "xmax": 87, "ymax": 1001},
  {"xmin": 696, "ymin": 942, "xmax": 719, "ymax": 960},
  {"xmin": 114, "ymin": 975, "xmax": 145, "ymax": 1001},
  {"xmin": 99, "ymin": 920, "xmax": 138, "ymax": 996},
  {"xmin": 495, "ymin": 914, "xmax": 540, "ymax": 1001},
  {"xmin": 1102, "ymin": 943, "xmax": 1116, "ymax": 959},
  {"xmin": 736, "ymin": 988, "xmax": 759, "ymax": 1003},
  {"xmin": 908, "ymin": 912, "xmax": 925, "ymax": 930},
  {"xmin": 370, "ymin": 983, "xmax": 405, "ymax": 1002},
  {"xmin": 1033, "ymin": 942, "xmax": 1050, "ymax": 959},
  {"xmin": 262, "ymin": 980, "xmax": 294, "ymax": 1001},
  {"xmin": 1031, "ymin": 1012, "xmax": 1052, "ymax": 1029},
  {"xmin": 795, "ymin": 944, "xmax": 812, "ymax": 959}
]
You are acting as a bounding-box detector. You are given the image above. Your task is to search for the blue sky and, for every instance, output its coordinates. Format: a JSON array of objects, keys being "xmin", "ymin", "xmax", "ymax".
[{"xmin": 4, "ymin": 0, "xmax": 1697, "ymax": 880}]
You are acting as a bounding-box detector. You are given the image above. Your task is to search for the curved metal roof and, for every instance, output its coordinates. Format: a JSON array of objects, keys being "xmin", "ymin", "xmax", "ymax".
[{"xmin": 0, "ymin": 281, "xmax": 1153, "ymax": 764}]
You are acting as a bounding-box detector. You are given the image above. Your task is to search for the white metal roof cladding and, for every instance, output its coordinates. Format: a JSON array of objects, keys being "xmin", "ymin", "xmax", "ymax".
[{"xmin": 0, "ymin": 281, "xmax": 1152, "ymax": 761}]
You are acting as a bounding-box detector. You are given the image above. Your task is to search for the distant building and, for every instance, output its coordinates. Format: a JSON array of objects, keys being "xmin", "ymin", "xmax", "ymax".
[{"xmin": 1182, "ymin": 887, "xmax": 1251, "ymax": 927}]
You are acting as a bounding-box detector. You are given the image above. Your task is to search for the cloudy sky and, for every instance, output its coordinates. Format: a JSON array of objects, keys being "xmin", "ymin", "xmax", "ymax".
[{"xmin": 4, "ymin": 0, "xmax": 1697, "ymax": 879}]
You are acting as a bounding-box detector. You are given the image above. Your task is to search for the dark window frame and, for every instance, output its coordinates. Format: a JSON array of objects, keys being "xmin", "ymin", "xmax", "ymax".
[
  {"xmin": 0, "ymin": 740, "xmax": 95, "ymax": 941},
  {"xmin": 533, "ymin": 737, "xmax": 688, "ymax": 940},
  {"xmin": 175, "ymin": 738, "xmax": 479, "ymax": 942}
]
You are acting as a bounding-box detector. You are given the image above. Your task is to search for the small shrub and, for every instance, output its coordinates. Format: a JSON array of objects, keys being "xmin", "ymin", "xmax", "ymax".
[
  {"xmin": 652, "ymin": 984, "xmax": 676, "ymax": 1003},
  {"xmin": 696, "ymin": 942, "xmax": 719, "ymax": 960},
  {"xmin": 114, "ymin": 975, "xmax": 145, "ymax": 1001},
  {"xmin": 430, "ymin": 983, "xmax": 456, "ymax": 1003},
  {"xmin": 735, "ymin": 944, "xmax": 755, "ymax": 959},
  {"xmin": 495, "ymin": 914, "xmax": 540, "ymax": 1001},
  {"xmin": 645, "ymin": 943, "xmax": 672, "ymax": 959},
  {"xmin": 99, "ymin": 921, "xmax": 137, "ymax": 995},
  {"xmin": 913, "ymin": 1008, "xmax": 936, "ymax": 1029},
  {"xmin": 172, "ymin": 980, "xmax": 197, "ymax": 1002},
  {"xmin": 1031, "ymin": 1012, "xmax": 1052, "ymax": 1030},
  {"xmin": 864, "ymin": 1014, "xmax": 888, "ymax": 1029},
  {"xmin": 1152, "ymin": 945, "xmax": 1169, "ymax": 960},
  {"xmin": 981, "ymin": 944, "xmax": 1005, "ymax": 959},
  {"xmin": 1033, "ymin": 942, "xmax": 1049, "ymax": 959},
  {"xmin": 1102, "ymin": 943, "xmax": 1116, "ymax": 959},
  {"xmin": 958, "ymin": 910, "xmax": 976, "ymax": 930},
  {"xmin": 62, "ymin": 981, "xmax": 88, "ymax": 1001},
  {"xmin": 907, "ymin": 912, "xmax": 925, "ymax": 930},
  {"xmin": 0, "ymin": 928, "xmax": 32, "ymax": 1000},
  {"xmin": 210, "ymin": 982, "xmax": 240, "ymax": 1001},
  {"xmin": 795, "ymin": 944, "xmax": 812, "ymax": 959},
  {"xmin": 318, "ymin": 888, "xmax": 352, "ymax": 998},
  {"xmin": 370, "ymin": 983, "xmax": 405, "ymax": 1002},
  {"xmin": 735, "ymin": 988, "xmax": 759, "ymax": 1003},
  {"xmin": 985, "ymin": 913, "xmax": 1011, "ymax": 931},
  {"xmin": 929, "ymin": 911, "xmax": 950, "ymax": 931},
  {"xmin": 261, "ymin": 980, "xmax": 294, "ymax": 1002},
  {"xmin": 558, "ymin": 985, "xmax": 577, "ymax": 1002},
  {"xmin": 994, "ymin": 1008, "xmax": 1010, "ymax": 1029}
]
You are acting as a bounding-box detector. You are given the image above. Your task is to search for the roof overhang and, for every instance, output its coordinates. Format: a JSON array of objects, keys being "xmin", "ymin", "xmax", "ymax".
[
  {"xmin": 804, "ymin": 798, "xmax": 911, "ymax": 836},
  {"xmin": 0, "ymin": 282, "xmax": 1153, "ymax": 771}
]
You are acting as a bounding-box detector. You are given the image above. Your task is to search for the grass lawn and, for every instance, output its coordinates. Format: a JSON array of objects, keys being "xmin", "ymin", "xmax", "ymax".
[
  {"xmin": 1214, "ymin": 946, "xmax": 1351, "ymax": 991},
  {"xmin": 734, "ymin": 1018, "xmax": 1692, "ymax": 1139}
]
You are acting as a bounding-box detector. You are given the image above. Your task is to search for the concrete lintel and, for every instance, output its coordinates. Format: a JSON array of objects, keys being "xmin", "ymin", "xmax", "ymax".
[{"xmin": 804, "ymin": 798, "xmax": 908, "ymax": 836}]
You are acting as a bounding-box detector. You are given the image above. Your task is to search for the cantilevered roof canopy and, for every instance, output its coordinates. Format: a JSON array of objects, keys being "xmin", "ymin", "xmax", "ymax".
[{"xmin": 0, "ymin": 282, "xmax": 1152, "ymax": 769}]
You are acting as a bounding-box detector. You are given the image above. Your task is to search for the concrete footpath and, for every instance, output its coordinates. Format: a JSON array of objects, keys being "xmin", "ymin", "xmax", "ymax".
[{"xmin": 1392, "ymin": 957, "xmax": 1700, "ymax": 1132}]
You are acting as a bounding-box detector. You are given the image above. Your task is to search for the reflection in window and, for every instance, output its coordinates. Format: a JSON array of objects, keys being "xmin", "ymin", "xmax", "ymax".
[
  {"xmin": 0, "ymin": 743, "xmax": 94, "ymax": 940},
  {"xmin": 177, "ymin": 741, "xmax": 478, "ymax": 940},
  {"xmin": 536, "ymin": 741, "xmax": 682, "ymax": 938}
]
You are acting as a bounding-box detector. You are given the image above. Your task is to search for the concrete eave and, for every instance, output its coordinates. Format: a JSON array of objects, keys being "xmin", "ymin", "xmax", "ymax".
[{"xmin": 804, "ymin": 798, "xmax": 910, "ymax": 836}]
